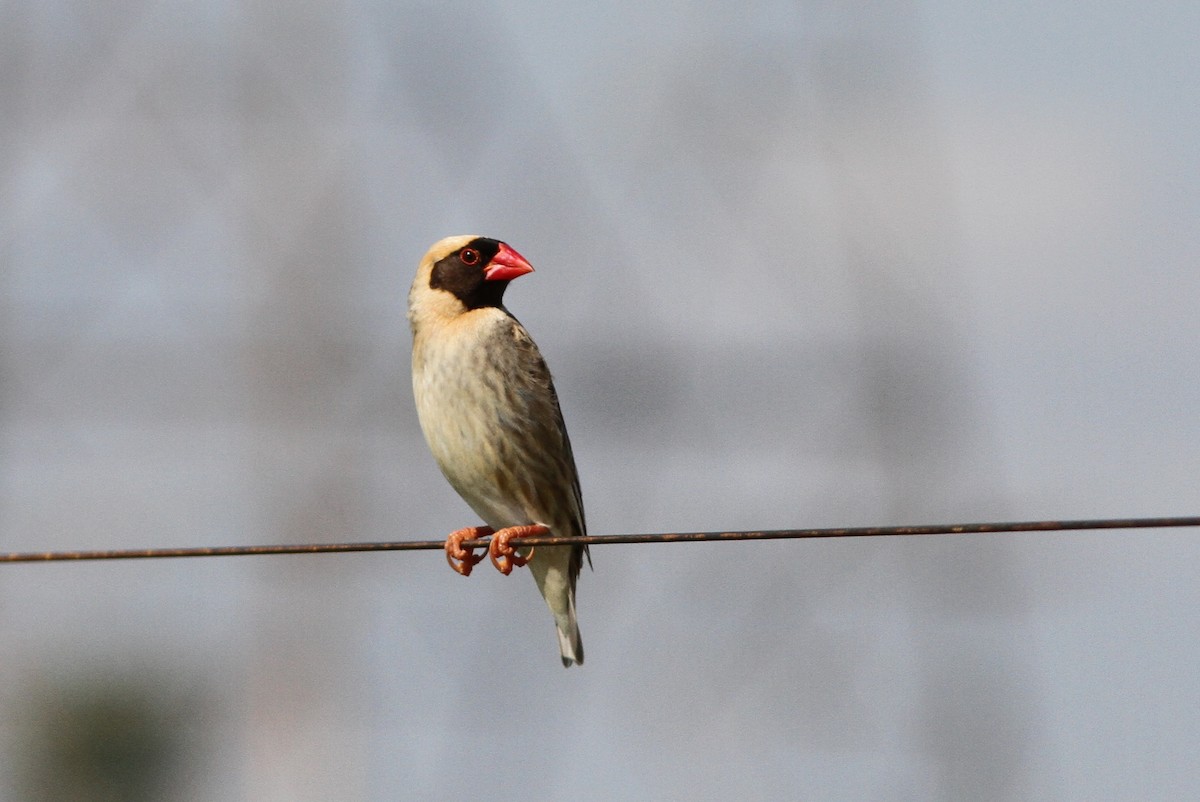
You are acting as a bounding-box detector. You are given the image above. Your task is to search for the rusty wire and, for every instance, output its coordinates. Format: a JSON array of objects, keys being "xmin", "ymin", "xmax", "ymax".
[{"xmin": 0, "ymin": 516, "xmax": 1197, "ymax": 564}]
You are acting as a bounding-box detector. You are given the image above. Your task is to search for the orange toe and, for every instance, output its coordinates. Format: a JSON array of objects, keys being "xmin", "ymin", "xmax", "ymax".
[
  {"xmin": 444, "ymin": 526, "xmax": 492, "ymax": 576},
  {"xmin": 489, "ymin": 524, "xmax": 548, "ymax": 575}
]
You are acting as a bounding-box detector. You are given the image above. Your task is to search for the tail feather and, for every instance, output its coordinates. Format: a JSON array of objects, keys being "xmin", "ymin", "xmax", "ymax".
[
  {"xmin": 531, "ymin": 543, "xmax": 585, "ymax": 667},
  {"xmin": 556, "ymin": 584, "xmax": 583, "ymax": 667},
  {"xmin": 557, "ymin": 616, "xmax": 584, "ymax": 667}
]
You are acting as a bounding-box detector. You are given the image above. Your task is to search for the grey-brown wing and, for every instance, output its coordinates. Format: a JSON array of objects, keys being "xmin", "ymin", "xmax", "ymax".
[{"xmin": 504, "ymin": 316, "xmax": 590, "ymax": 577}]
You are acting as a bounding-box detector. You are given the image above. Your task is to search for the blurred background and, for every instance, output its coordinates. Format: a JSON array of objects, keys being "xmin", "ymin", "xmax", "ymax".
[{"xmin": 2, "ymin": 1, "xmax": 1198, "ymax": 799}]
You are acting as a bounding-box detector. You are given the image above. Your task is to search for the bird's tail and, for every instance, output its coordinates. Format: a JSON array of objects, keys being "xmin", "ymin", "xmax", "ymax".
[
  {"xmin": 531, "ymin": 543, "xmax": 585, "ymax": 667},
  {"xmin": 556, "ymin": 593, "xmax": 584, "ymax": 667}
]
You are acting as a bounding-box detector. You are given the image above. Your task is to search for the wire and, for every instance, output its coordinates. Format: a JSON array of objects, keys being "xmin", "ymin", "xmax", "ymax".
[{"xmin": 1, "ymin": 516, "xmax": 1197, "ymax": 564}]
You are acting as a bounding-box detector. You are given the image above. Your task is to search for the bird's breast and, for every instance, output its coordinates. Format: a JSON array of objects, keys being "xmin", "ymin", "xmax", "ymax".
[{"xmin": 411, "ymin": 314, "xmax": 534, "ymax": 526}]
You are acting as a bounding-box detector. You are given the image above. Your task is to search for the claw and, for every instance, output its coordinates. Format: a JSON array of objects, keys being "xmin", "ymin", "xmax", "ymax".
[
  {"xmin": 489, "ymin": 524, "xmax": 548, "ymax": 575},
  {"xmin": 444, "ymin": 526, "xmax": 493, "ymax": 576}
]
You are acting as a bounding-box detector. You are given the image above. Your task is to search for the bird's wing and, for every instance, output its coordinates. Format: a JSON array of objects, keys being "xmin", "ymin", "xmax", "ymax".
[{"xmin": 505, "ymin": 314, "xmax": 590, "ymax": 575}]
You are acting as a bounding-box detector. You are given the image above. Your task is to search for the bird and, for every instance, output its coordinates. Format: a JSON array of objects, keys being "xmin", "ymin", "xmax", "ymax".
[{"xmin": 408, "ymin": 235, "xmax": 588, "ymax": 667}]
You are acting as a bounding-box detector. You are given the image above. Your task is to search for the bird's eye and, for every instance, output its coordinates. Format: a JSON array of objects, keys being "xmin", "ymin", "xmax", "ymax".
[{"xmin": 460, "ymin": 248, "xmax": 480, "ymax": 266}]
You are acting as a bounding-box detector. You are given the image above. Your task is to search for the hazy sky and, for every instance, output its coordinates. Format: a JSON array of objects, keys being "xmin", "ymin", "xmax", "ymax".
[{"xmin": 2, "ymin": 2, "xmax": 1198, "ymax": 799}]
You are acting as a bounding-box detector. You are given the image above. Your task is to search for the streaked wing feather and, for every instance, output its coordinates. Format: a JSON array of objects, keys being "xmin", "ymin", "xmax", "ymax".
[{"xmin": 506, "ymin": 316, "xmax": 589, "ymax": 581}]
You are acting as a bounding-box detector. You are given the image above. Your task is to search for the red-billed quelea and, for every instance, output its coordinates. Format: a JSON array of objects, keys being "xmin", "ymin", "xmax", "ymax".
[{"xmin": 408, "ymin": 235, "xmax": 588, "ymax": 667}]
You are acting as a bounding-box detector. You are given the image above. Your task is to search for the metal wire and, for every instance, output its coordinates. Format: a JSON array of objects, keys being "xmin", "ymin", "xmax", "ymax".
[{"xmin": 1, "ymin": 516, "xmax": 1197, "ymax": 564}]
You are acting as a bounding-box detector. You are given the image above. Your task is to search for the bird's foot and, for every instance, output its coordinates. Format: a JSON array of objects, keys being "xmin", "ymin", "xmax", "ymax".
[
  {"xmin": 444, "ymin": 526, "xmax": 493, "ymax": 576},
  {"xmin": 489, "ymin": 524, "xmax": 548, "ymax": 575}
]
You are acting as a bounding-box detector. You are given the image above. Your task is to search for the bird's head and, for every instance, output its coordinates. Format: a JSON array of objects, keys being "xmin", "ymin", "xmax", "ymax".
[{"xmin": 409, "ymin": 235, "xmax": 534, "ymax": 328}]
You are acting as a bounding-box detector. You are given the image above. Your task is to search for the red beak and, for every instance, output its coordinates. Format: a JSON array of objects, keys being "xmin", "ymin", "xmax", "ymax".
[{"xmin": 484, "ymin": 242, "xmax": 535, "ymax": 281}]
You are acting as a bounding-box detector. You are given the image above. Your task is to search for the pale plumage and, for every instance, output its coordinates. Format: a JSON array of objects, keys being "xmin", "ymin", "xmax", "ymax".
[{"xmin": 409, "ymin": 235, "xmax": 587, "ymax": 666}]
